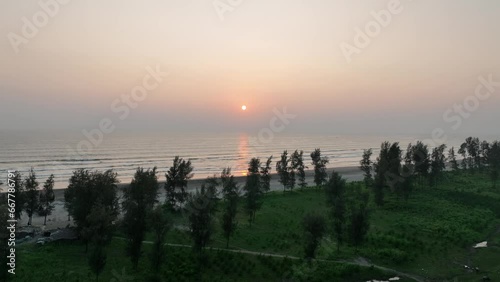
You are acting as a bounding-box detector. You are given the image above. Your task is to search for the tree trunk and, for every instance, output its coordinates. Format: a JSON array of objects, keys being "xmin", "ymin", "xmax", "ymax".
[
  {"xmin": 226, "ymin": 237, "xmax": 229, "ymax": 249},
  {"xmin": 44, "ymin": 214, "xmax": 47, "ymax": 225}
]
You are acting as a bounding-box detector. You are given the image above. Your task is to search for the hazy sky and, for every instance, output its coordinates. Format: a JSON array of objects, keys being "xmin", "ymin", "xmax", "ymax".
[{"xmin": 1, "ymin": 0, "xmax": 499, "ymax": 135}]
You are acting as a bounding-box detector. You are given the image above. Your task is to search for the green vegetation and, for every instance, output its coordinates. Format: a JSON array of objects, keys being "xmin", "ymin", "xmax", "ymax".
[
  {"xmin": 122, "ymin": 167, "xmax": 160, "ymax": 268},
  {"xmin": 11, "ymin": 170, "xmax": 499, "ymax": 281},
  {"xmin": 5, "ymin": 137, "xmax": 500, "ymax": 281},
  {"xmin": 24, "ymin": 168, "xmax": 39, "ymax": 226},
  {"xmin": 64, "ymin": 169, "xmax": 120, "ymax": 252},
  {"xmin": 15, "ymin": 239, "xmax": 408, "ymax": 282},
  {"xmin": 244, "ymin": 158, "xmax": 263, "ymax": 226},
  {"xmin": 38, "ymin": 174, "xmax": 55, "ymax": 225},
  {"xmin": 165, "ymin": 156, "xmax": 194, "ymax": 209}
]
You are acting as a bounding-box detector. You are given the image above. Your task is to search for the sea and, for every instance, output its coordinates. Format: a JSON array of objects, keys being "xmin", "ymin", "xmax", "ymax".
[{"xmin": 0, "ymin": 131, "xmax": 482, "ymax": 189}]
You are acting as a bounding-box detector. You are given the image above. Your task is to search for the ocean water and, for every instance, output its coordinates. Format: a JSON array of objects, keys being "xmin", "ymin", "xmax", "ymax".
[{"xmin": 0, "ymin": 131, "xmax": 471, "ymax": 189}]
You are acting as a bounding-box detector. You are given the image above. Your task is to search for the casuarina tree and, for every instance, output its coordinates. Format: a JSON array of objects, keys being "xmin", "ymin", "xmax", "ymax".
[
  {"xmin": 244, "ymin": 158, "xmax": 263, "ymax": 225},
  {"xmin": 165, "ymin": 156, "xmax": 194, "ymax": 209},
  {"xmin": 359, "ymin": 149, "xmax": 373, "ymax": 188},
  {"xmin": 122, "ymin": 167, "xmax": 159, "ymax": 268},
  {"xmin": 302, "ymin": 212, "xmax": 326, "ymax": 260},
  {"xmin": 24, "ymin": 168, "xmax": 39, "ymax": 226},
  {"xmin": 260, "ymin": 156, "xmax": 273, "ymax": 193},
  {"xmin": 292, "ymin": 150, "xmax": 307, "ymax": 189},
  {"xmin": 64, "ymin": 169, "xmax": 119, "ymax": 251},
  {"xmin": 39, "ymin": 174, "xmax": 55, "ymax": 225},
  {"xmin": 148, "ymin": 205, "xmax": 171, "ymax": 272},
  {"xmin": 310, "ymin": 148, "xmax": 329, "ymax": 188},
  {"xmin": 324, "ymin": 171, "xmax": 346, "ymax": 251},
  {"xmin": 221, "ymin": 168, "xmax": 239, "ymax": 248},
  {"xmin": 276, "ymin": 151, "xmax": 290, "ymax": 192}
]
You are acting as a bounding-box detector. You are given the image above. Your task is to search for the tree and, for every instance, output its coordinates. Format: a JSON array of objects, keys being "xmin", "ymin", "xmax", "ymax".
[
  {"xmin": 324, "ymin": 171, "xmax": 346, "ymax": 251},
  {"xmin": 429, "ymin": 144, "xmax": 447, "ymax": 186},
  {"xmin": 220, "ymin": 168, "xmax": 239, "ymax": 248},
  {"xmin": 461, "ymin": 137, "xmax": 480, "ymax": 171},
  {"xmin": 448, "ymin": 147, "xmax": 459, "ymax": 171},
  {"xmin": 186, "ymin": 188, "xmax": 215, "ymax": 252},
  {"xmin": 39, "ymin": 174, "xmax": 55, "ymax": 225},
  {"xmin": 276, "ymin": 151, "xmax": 290, "ymax": 192},
  {"xmin": 85, "ymin": 201, "xmax": 114, "ymax": 282},
  {"xmin": 122, "ymin": 167, "xmax": 160, "ymax": 268},
  {"xmin": 83, "ymin": 201, "xmax": 115, "ymax": 247},
  {"xmin": 412, "ymin": 141, "xmax": 430, "ymax": 184},
  {"xmin": 359, "ymin": 149, "xmax": 373, "ymax": 187},
  {"xmin": 64, "ymin": 169, "xmax": 119, "ymax": 252},
  {"xmin": 458, "ymin": 142, "xmax": 468, "ymax": 170},
  {"xmin": 348, "ymin": 190, "xmax": 370, "ymax": 247},
  {"xmin": 149, "ymin": 205, "xmax": 171, "ymax": 272},
  {"xmin": 466, "ymin": 137, "xmax": 481, "ymax": 170},
  {"xmin": 89, "ymin": 244, "xmax": 106, "ymax": 282},
  {"xmin": 24, "ymin": 168, "xmax": 39, "ymax": 226},
  {"xmin": 400, "ymin": 169, "xmax": 414, "ymax": 201},
  {"xmin": 373, "ymin": 142, "xmax": 390, "ymax": 206},
  {"xmin": 302, "ymin": 213, "xmax": 326, "ymax": 260},
  {"xmin": 203, "ymin": 176, "xmax": 220, "ymax": 216},
  {"xmin": 221, "ymin": 168, "xmax": 238, "ymax": 196},
  {"xmin": 292, "ymin": 150, "xmax": 307, "ymax": 189},
  {"xmin": 480, "ymin": 140, "xmax": 490, "ymax": 170},
  {"xmin": 260, "ymin": 156, "xmax": 273, "ymax": 193},
  {"xmin": 244, "ymin": 158, "xmax": 263, "ymax": 225},
  {"xmin": 401, "ymin": 143, "xmax": 415, "ymax": 201},
  {"xmin": 310, "ymin": 148, "xmax": 329, "ymax": 188},
  {"xmin": 404, "ymin": 143, "xmax": 413, "ymax": 167},
  {"xmin": 165, "ymin": 156, "xmax": 194, "ymax": 209},
  {"xmin": 486, "ymin": 141, "xmax": 500, "ymax": 188},
  {"xmin": 372, "ymin": 174, "xmax": 385, "ymax": 206},
  {"xmin": 386, "ymin": 143, "xmax": 402, "ymax": 196}
]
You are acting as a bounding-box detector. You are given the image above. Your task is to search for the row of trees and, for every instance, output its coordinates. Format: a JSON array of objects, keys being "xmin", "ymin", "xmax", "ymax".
[
  {"xmin": 60, "ymin": 153, "xmax": 273, "ymax": 280},
  {"xmin": 7, "ymin": 169, "xmax": 56, "ymax": 226},
  {"xmin": 301, "ymin": 171, "xmax": 370, "ymax": 260},
  {"xmin": 63, "ymin": 167, "xmax": 161, "ymax": 280},
  {"xmin": 4, "ymin": 147, "xmax": 346, "ymax": 280},
  {"xmin": 14, "ymin": 138, "xmax": 498, "ymax": 279},
  {"xmin": 360, "ymin": 137, "xmax": 500, "ymax": 206}
]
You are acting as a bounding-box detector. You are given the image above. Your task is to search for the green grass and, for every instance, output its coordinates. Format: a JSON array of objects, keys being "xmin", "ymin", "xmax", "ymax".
[
  {"xmin": 13, "ymin": 170, "xmax": 500, "ymax": 281},
  {"xmin": 14, "ymin": 240, "xmax": 400, "ymax": 282}
]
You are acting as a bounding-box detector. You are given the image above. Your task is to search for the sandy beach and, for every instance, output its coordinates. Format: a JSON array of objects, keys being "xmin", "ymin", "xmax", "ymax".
[{"xmin": 16, "ymin": 166, "xmax": 364, "ymax": 230}]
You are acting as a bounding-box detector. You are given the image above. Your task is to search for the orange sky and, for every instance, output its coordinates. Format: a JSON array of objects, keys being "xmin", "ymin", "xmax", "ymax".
[{"xmin": 1, "ymin": 0, "xmax": 499, "ymax": 134}]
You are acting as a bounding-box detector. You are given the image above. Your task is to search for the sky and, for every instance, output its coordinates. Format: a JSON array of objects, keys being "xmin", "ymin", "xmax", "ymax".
[{"xmin": 1, "ymin": 0, "xmax": 499, "ymax": 136}]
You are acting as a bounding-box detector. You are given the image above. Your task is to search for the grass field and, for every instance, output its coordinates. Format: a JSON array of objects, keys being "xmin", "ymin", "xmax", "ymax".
[{"xmin": 13, "ymin": 171, "xmax": 500, "ymax": 281}]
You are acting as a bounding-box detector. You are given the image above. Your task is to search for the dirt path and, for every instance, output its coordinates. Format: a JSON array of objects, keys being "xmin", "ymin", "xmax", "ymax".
[{"xmin": 114, "ymin": 237, "xmax": 425, "ymax": 282}]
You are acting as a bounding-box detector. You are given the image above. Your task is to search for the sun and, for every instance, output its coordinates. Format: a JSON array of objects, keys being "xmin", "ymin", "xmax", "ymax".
[{"xmin": 241, "ymin": 105, "xmax": 247, "ymax": 111}]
